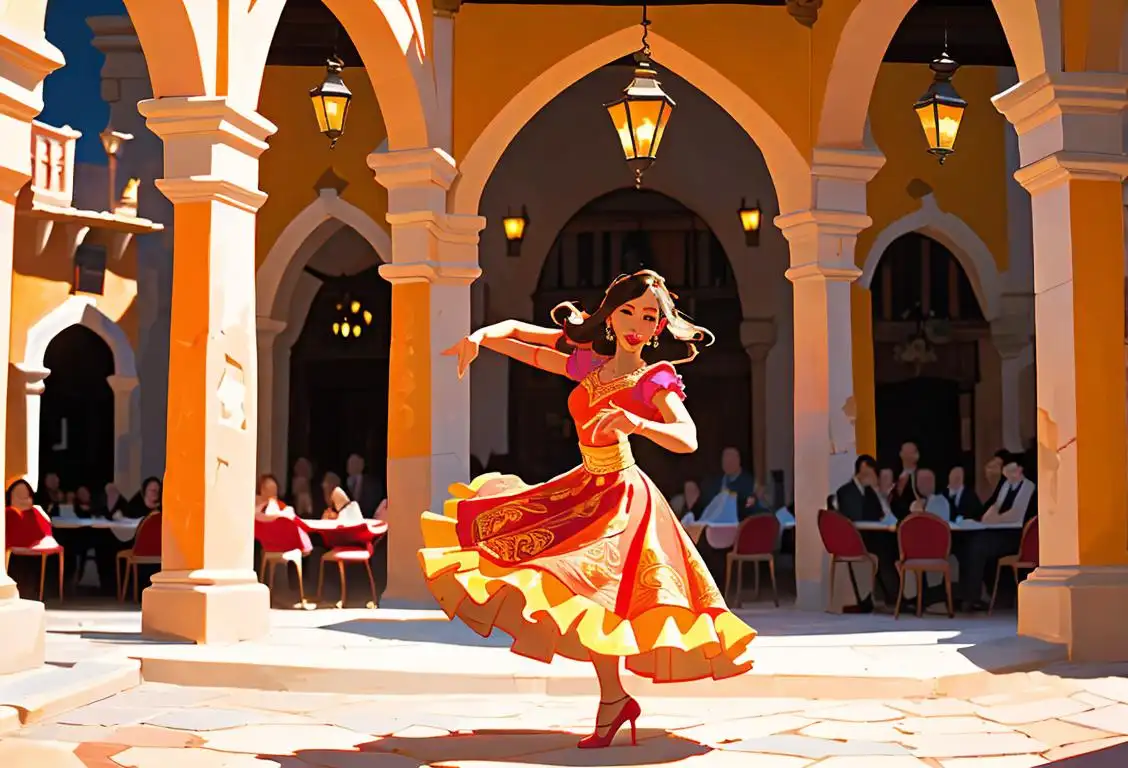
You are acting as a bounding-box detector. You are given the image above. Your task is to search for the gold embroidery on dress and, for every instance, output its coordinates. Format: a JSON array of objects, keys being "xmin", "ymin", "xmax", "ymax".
[
  {"xmin": 476, "ymin": 486, "xmax": 617, "ymax": 563},
  {"xmin": 578, "ymin": 539, "xmax": 622, "ymax": 590},
  {"xmin": 635, "ymin": 548, "xmax": 689, "ymax": 607},
  {"xmin": 547, "ymin": 474, "xmax": 592, "ymax": 501},
  {"xmin": 581, "ymin": 365, "xmax": 654, "ymax": 407},
  {"xmin": 472, "ymin": 504, "xmax": 540, "ymax": 542},
  {"xmin": 481, "ymin": 528, "xmax": 555, "ymax": 561},
  {"xmin": 688, "ymin": 551, "xmax": 724, "ymax": 607}
]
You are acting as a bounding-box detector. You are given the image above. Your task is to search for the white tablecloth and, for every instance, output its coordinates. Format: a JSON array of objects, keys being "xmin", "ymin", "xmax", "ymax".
[
  {"xmin": 52, "ymin": 517, "xmax": 142, "ymax": 543},
  {"xmin": 682, "ymin": 522, "xmax": 739, "ymax": 549},
  {"xmin": 854, "ymin": 519, "xmax": 1025, "ymax": 533}
]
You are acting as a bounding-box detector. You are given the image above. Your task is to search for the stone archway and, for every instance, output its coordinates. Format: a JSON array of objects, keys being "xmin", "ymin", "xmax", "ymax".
[
  {"xmin": 859, "ymin": 195, "xmax": 1002, "ymax": 322},
  {"xmin": 18, "ymin": 296, "xmax": 139, "ymax": 493},
  {"xmin": 256, "ymin": 190, "xmax": 390, "ymax": 481},
  {"xmin": 816, "ymin": 0, "xmax": 1057, "ymax": 150},
  {"xmin": 450, "ymin": 27, "xmax": 812, "ymax": 220}
]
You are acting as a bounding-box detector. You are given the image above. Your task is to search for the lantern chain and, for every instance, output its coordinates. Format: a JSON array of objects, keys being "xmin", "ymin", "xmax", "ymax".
[{"xmin": 640, "ymin": 2, "xmax": 651, "ymax": 58}]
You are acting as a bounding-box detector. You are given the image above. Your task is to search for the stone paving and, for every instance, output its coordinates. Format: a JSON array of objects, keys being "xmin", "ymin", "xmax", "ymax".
[{"xmin": 4, "ymin": 678, "xmax": 1128, "ymax": 767}]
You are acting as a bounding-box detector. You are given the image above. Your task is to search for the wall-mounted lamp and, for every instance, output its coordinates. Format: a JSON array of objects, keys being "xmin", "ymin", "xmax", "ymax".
[
  {"xmin": 502, "ymin": 206, "xmax": 529, "ymax": 257},
  {"xmin": 738, "ymin": 198, "xmax": 762, "ymax": 247},
  {"xmin": 99, "ymin": 123, "xmax": 133, "ymax": 211}
]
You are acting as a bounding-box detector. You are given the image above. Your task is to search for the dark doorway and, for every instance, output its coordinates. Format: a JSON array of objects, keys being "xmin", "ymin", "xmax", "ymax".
[
  {"xmin": 288, "ymin": 264, "xmax": 391, "ymax": 487},
  {"xmin": 876, "ymin": 377, "xmax": 965, "ymax": 476},
  {"xmin": 40, "ymin": 324, "xmax": 115, "ymax": 490},
  {"xmin": 512, "ymin": 189, "xmax": 750, "ymax": 496}
]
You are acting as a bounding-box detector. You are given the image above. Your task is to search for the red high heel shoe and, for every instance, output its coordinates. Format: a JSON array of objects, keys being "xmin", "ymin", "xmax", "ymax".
[{"xmin": 577, "ymin": 695, "xmax": 641, "ymax": 749}]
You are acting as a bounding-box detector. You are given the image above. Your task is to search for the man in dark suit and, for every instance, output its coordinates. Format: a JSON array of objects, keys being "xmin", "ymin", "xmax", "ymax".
[
  {"xmin": 345, "ymin": 453, "xmax": 384, "ymax": 519},
  {"xmin": 835, "ymin": 455, "xmax": 885, "ymax": 523},
  {"xmin": 890, "ymin": 441, "xmax": 921, "ymax": 520},
  {"xmin": 945, "ymin": 466, "xmax": 983, "ymax": 521},
  {"xmin": 700, "ymin": 447, "xmax": 757, "ymax": 521}
]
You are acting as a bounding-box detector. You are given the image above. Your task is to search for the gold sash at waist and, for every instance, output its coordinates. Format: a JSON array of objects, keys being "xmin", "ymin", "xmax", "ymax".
[{"xmin": 579, "ymin": 441, "xmax": 635, "ymax": 475}]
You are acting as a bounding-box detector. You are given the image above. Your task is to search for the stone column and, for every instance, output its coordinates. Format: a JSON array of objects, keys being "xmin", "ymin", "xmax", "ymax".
[
  {"xmin": 775, "ymin": 146, "xmax": 883, "ymax": 610},
  {"xmin": 106, "ymin": 374, "xmax": 141, "ymax": 493},
  {"xmin": 255, "ymin": 317, "xmax": 287, "ymax": 478},
  {"xmin": 138, "ymin": 97, "xmax": 274, "ymax": 643},
  {"xmin": 740, "ymin": 319, "xmax": 776, "ymax": 486},
  {"xmin": 995, "ymin": 72, "xmax": 1128, "ymax": 660},
  {"xmin": 0, "ymin": 22, "xmax": 63, "ymax": 673},
  {"xmin": 13, "ymin": 364, "xmax": 50, "ymax": 489},
  {"xmin": 368, "ymin": 147, "xmax": 484, "ymax": 603},
  {"xmin": 990, "ymin": 319, "xmax": 1032, "ymax": 454}
]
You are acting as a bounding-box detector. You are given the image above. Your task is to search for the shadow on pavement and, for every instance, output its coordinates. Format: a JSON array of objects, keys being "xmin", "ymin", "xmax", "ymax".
[
  {"xmin": 1046, "ymin": 742, "xmax": 1128, "ymax": 767},
  {"xmin": 260, "ymin": 729, "xmax": 710, "ymax": 767}
]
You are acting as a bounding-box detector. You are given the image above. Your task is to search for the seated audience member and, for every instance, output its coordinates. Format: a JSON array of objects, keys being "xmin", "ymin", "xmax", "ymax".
[
  {"xmin": 72, "ymin": 486, "xmax": 95, "ymax": 519},
  {"xmin": 889, "ymin": 442, "xmax": 922, "ymax": 520},
  {"xmin": 255, "ymin": 474, "xmax": 296, "ymax": 522},
  {"xmin": 36, "ymin": 472, "xmax": 64, "ymax": 515},
  {"xmin": 670, "ymin": 479, "xmax": 705, "ymax": 521},
  {"xmin": 292, "ymin": 457, "xmax": 313, "ymax": 486},
  {"xmin": 699, "ymin": 447, "xmax": 756, "ymax": 524},
  {"xmin": 945, "ymin": 466, "xmax": 983, "ymax": 521},
  {"xmin": 981, "ymin": 449, "xmax": 1008, "ymax": 507},
  {"xmin": 320, "ymin": 472, "xmax": 342, "ymax": 519},
  {"xmin": 289, "ymin": 476, "xmax": 315, "ymax": 518},
  {"xmin": 345, "ymin": 453, "xmax": 383, "ymax": 519},
  {"xmin": 742, "ymin": 482, "xmax": 772, "ymax": 520},
  {"xmin": 909, "ymin": 468, "xmax": 951, "ymax": 521},
  {"xmin": 876, "ymin": 466, "xmax": 896, "ymax": 519},
  {"xmin": 835, "ymin": 455, "xmax": 884, "ymax": 523},
  {"xmin": 956, "ymin": 452, "xmax": 1036, "ymax": 611},
  {"xmin": 99, "ymin": 483, "xmax": 128, "ymax": 519},
  {"xmin": 324, "ymin": 486, "xmax": 363, "ymax": 523},
  {"xmin": 123, "ymin": 477, "xmax": 162, "ymax": 520}
]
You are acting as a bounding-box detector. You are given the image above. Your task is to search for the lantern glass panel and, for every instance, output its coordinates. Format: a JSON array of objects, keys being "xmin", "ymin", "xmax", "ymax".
[
  {"xmin": 605, "ymin": 102, "xmax": 635, "ymax": 160},
  {"xmin": 626, "ymin": 99, "xmax": 664, "ymax": 159},
  {"xmin": 503, "ymin": 216, "xmax": 527, "ymax": 241},
  {"xmin": 739, "ymin": 207, "xmax": 761, "ymax": 233},
  {"xmin": 934, "ymin": 101, "xmax": 964, "ymax": 151}
]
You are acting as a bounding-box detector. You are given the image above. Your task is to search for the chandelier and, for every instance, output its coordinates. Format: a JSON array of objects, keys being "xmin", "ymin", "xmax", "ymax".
[{"xmin": 332, "ymin": 295, "xmax": 373, "ymax": 340}]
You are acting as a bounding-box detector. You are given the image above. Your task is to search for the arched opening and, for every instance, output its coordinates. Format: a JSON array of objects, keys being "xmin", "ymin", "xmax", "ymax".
[
  {"xmin": 286, "ymin": 226, "xmax": 391, "ymax": 495},
  {"xmin": 871, "ymin": 232, "xmax": 987, "ymax": 478},
  {"xmin": 39, "ymin": 325, "xmax": 116, "ymax": 491},
  {"xmin": 511, "ymin": 188, "xmax": 750, "ymax": 492}
]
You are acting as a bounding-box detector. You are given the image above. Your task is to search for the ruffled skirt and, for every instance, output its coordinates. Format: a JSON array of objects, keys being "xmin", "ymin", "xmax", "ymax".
[{"xmin": 418, "ymin": 459, "xmax": 756, "ymax": 683}]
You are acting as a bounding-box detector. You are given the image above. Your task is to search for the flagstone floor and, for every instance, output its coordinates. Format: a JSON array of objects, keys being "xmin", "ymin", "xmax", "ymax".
[{"xmin": 5, "ymin": 678, "xmax": 1128, "ymax": 767}]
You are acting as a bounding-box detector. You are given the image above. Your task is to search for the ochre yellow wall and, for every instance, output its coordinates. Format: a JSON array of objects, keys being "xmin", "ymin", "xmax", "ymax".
[
  {"xmin": 850, "ymin": 63, "xmax": 1010, "ymax": 453},
  {"xmin": 5, "ymin": 216, "xmax": 141, "ymax": 481},
  {"xmin": 451, "ymin": 4, "xmax": 816, "ymax": 165},
  {"xmin": 256, "ymin": 66, "xmax": 391, "ymax": 265}
]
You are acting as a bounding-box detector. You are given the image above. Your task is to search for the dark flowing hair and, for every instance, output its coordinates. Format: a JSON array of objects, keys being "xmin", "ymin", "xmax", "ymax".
[
  {"xmin": 5, "ymin": 478, "xmax": 34, "ymax": 508},
  {"xmin": 551, "ymin": 269, "xmax": 714, "ymax": 363}
]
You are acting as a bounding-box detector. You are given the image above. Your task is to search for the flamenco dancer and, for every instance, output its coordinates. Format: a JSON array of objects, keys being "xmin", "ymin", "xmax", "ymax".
[{"xmin": 419, "ymin": 270, "xmax": 756, "ymax": 748}]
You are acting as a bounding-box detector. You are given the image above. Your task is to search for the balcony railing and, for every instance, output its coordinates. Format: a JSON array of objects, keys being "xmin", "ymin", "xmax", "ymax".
[{"xmin": 30, "ymin": 121, "xmax": 82, "ymax": 209}]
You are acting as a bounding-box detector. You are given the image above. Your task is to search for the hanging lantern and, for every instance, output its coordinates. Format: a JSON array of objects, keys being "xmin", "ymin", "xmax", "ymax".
[
  {"xmin": 738, "ymin": 198, "xmax": 762, "ymax": 247},
  {"xmin": 914, "ymin": 48, "xmax": 966, "ymax": 164},
  {"xmin": 310, "ymin": 56, "xmax": 352, "ymax": 149},
  {"xmin": 604, "ymin": 6, "xmax": 674, "ymax": 189},
  {"xmin": 502, "ymin": 206, "xmax": 529, "ymax": 257}
]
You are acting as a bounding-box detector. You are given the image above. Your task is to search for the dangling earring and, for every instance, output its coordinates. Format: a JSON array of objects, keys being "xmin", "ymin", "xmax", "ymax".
[
  {"xmin": 649, "ymin": 335, "xmax": 660, "ymax": 348},
  {"xmin": 605, "ymin": 325, "xmax": 615, "ymax": 342}
]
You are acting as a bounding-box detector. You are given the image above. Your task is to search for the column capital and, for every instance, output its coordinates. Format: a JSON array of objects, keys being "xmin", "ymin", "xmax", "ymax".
[
  {"xmin": 776, "ymin": 209, "xmax": 869, "ymax": 283},
  {"xmin": 368, "ymin": 147, "xmax": 458, "ymax": 215},
  {"xmin": 740, "ymin": 318, "xmax": 777, "ymax": 355},
  {"xmin": 1013, "ymin": 152, "xmax": 1128, "ymax": 195},
  {"xmin": 105, "ymin": 374, "xmax": 140, "ymax": 394},
  {"xmin": 139, "ymin": 97, "xmax": 276, "ymax": 212},
  {"xmin": 811, "ymin": 147, "xmax": 887, "ymax": 183},
  {"xmin": 379, "ymin": 261, "xmax": 482, "ymax": 286},
  {"xmin": 256, "ymin": 316, "xmax": 287, "ymax": 342},
  {"xmin": 13, "ymin": 364, "xmax": 50, "ymax": 395}
]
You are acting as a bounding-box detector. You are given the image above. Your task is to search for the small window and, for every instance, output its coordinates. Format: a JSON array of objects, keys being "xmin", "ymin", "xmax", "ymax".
[{"xmin": 73, "ymin": 243, "xmax": 107, "ymax": 295}]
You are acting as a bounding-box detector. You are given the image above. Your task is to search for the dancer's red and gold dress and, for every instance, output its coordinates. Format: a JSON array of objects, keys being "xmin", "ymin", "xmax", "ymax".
[{"xmin": 419, "ymin": 349, "xmax": 756, "ymax": 682}]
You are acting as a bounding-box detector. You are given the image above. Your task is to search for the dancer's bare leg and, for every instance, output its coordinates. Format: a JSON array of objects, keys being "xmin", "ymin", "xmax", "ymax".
[{"xmin": 591, "ymin": 653, "xmax": 628, "ymax": 734}]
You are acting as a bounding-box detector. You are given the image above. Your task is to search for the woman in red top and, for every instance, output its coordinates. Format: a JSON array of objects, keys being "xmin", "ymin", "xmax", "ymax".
[{"xmin": 421, "ymin": 270, "xmax": 756, "ymax": 748}]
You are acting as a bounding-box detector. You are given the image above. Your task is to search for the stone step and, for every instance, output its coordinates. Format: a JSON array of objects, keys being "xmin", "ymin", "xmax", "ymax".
[{"xmin": 0, "ymin": 660, "xmax": 140, "ymax": 726}]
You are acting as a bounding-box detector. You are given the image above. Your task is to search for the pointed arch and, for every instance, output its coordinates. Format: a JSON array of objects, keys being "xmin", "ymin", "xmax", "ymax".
[
  {"xmin": 257, "ymin": 189, "xmax": 391, "ymax": 322},
  {"xmin": 450, "ymin": 27, "xmax": 811, "ymax": 219},
  {"xmin": 858, "ymin": 195, "xmax": 1002, "ymax": 320},
  {"xmin": 817, "ymin": 0, "xmax": 1058, "ymax": 149},
  {"xmin": 24, "ymin": 296, "xmax": 137, "ymax": 377}
]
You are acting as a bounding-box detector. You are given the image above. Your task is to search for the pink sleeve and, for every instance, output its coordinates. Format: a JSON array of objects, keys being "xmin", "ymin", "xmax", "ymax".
[
  {"xmin": 634, "ymin": 362, "xmax": 686, "ymax": 405},
  {"xmin": 565, "ymin": 348, "xmax": 607, "ymax": 381}
]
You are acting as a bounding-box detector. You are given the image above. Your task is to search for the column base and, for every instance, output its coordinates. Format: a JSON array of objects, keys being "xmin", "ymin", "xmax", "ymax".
[
  {"xmin": 0, "ymin": 598, "xmax": 45, "ymax": 674},
  {"xmin": 142, "ymin": 570, "xmax": 269, "ymax": 644},
  {"xmin": 1018, "ymin": 565, "xmax": 1128, "ymax": 662},
  {"xmin": 384, "ymin": 454, "xmax": 461, "ymax": 605}
]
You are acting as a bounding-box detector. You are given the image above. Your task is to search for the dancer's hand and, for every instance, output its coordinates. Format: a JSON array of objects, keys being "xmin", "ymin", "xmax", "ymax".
[
  {"xmin": 591, "ymin": 405, "xmax": 643, "ymax": 442},
  {"xmin": 442, "ymin": 333, "xmax": 484, "ymax": 379}
]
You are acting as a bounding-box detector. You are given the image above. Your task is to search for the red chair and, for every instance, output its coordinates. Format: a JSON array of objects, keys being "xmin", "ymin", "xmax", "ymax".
[
  {"xmin": 117, "ymin": 511, "xmax": 162, "ymax": 603},
  {"xmin": 725, "ymin": 514, "xmax": 781, "ymax": 607},
  {"xmin": 316, "ymin": 522, "xmax": 384, "ymax": 608},
  {"xmin": 255, "ymin": 516, "xmax": 313, "ymax": 606},
  {"xmin": 989, "ymin": 516, "xmax": 1039, "ymax": 616},
  {"xmin": 895, "ymin": 512, "xmax": 955, "ymax": 619},
  {"xmin": 5, "ymin": 506, "xmax": 64, "ymax": 602},
  {"xmin": 817, "ymin": 508, "xmax": 880, "ymax": 612}
]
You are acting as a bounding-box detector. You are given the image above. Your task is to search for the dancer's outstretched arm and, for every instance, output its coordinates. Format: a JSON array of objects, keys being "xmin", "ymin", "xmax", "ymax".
[{"xmin": 445, "ymin": 319, "xmax": 570, "ymax": 378}]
